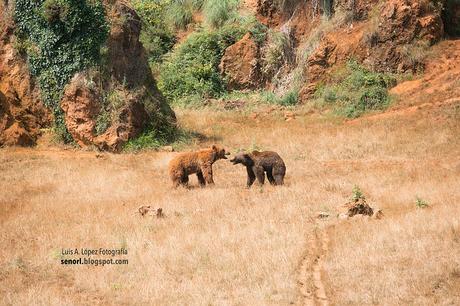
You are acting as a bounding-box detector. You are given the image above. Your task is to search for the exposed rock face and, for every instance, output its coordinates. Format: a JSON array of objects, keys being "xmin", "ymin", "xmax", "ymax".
[
  {"xmin": 59, "ymin": 2, "xmax": 175, "ymax": 152},
  {"xmin": 60, "ymin": 74, "xmax": 100, "ymax": 148},
  {"xmin": 0, "ymin": 4, "xmax": 51, "ymax": 146},
  {"xmin": 106, "ymin": 2, "xmax": 151, "ymax": 88},
  {"xmin": 219, "ymin": 33, "xmax": 262, "ymax": 90},
  {"xmin": 1, "ymin": 1, "xmax": 174, "ymax": 151},
  {"xmin": 365, "ymin": 0, "xmax": 444, "ymax": 72},
  {"xmin": 297, "ymin": 0, "xmax": 446, "ymax": 101}
]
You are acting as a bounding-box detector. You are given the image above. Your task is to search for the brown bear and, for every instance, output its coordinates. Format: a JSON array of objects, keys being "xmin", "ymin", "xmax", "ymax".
[
  {"xmin": 168, "ymin": 145, "xmax": 230, "ymax": 187},
  {"xmin": 230, "ymin": 150, "xmax": 286, "ymax": 187}
]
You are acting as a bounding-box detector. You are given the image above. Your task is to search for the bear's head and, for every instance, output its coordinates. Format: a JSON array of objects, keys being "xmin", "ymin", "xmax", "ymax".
[
  {"xmin": 229, "ymin": 152, "xmax": 254, "ymax": 166},
  {"xmin": 212, "ymin": 145, "xmax": 230, "ymax": 161}
]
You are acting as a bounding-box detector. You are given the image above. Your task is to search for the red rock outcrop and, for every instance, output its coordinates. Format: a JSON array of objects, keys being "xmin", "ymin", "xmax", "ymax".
[
  {"xmin": 0, "ymin": 3, "xmax": 51, "ymax": 146},
  {"xmin": 1, "ymin": 1, "xmax": 174, "ymax": 151},
  {"xmin": 365, "ymin": 0, "xmax": 444, "ymax": 72},
  {"xmin": 219, "ymin": 33, "xmax": 262, "ymax": 90},
  {"xmin": 59, "ymin": 1, "xmax": 175, "ymax": 151}
]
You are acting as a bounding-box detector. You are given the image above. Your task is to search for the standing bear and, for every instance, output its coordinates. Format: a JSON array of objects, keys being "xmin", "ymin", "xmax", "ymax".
[
  {"xmin": 168, "ymin": 145, "xmax": 230, "ymax": 187},
  {"xmin": 230, "ymin": 150, "xmax": 286, "ymax": 187}
]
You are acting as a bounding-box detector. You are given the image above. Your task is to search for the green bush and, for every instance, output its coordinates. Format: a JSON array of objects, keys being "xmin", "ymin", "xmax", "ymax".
[
  {"xmin": 15, "ymin": 0, "xmax": 108, "ymax": 142},
  {"xmin": 166, "ymin": 0, "xmax": 194, "ymax": 30},
  {"xmin": 280, "ymin": 89, "xmax": 299, "ymax": 106},
  {"xmin": 123, "ymin": 124, "xmax": 194, "ymax": 151},
  {"xmin": 203, "ymin": 0, "xmax": 239, "ymax": 28},
  {"xmin": 158, "ymin": 25, "xmax": 245, "ymax": 103},
  {"xmin": 260, "ymin": 88, "xmax": 299, "ymax": 106},
  {"xmin": 315, "ymin": 61, "xmax": 396, "ymax": 118},
  {"xmin": 132, "ymin": 0, "xmax": 176, "ymax": 64},
  {"xmin": 415, "ymin": 197, "xmax": 430, "ymax": 209}
]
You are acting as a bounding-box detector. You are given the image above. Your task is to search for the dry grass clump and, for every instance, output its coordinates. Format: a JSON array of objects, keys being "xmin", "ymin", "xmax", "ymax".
[{"xmin": 1, "ymin": 104, "xmax": 459, "ymax": 304}]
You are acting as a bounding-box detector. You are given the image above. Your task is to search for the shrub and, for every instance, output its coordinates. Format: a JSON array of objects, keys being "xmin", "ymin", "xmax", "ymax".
[
  {"xmin": 315, "ymin": 60, "xmax": 396, "ymax": 118},
  {"xmin": 123, "ymin": 124, "xmax": 194, "ymax": 151},
  {"xmin": 94, "ymin": 88, "xmax": 126, "ymax": 135},
  {"xmin": 165, "ymin": 0, "xmax": 194, "ymax": 30},
  {"xmin": 203, "ymin": 0, "xmax": 239, "ymax": 28},
  {"xmin": 14, "ymin": 0, "xmax": 109, "ymax": 142},
  {"xmin": 415, "ymin": 197, "xmax": 430, "ymax": 209},
  {"xmin": 352, "ymin": 185, "xmax": 365, "ymax": 201},
  {"xmin": 280, "ymin": 89, "xmax": 299, "ymax": 106},
  {"xmin": 158, "ymin": 25, "xmax": 245, "ymax": 103},
  {"xmin": 260, "ymin": 88, "xmax": 299, "ymax": 106},
  {"xmin": 132, "ymin": 0, "xmax": 176, "ymax": 64}
]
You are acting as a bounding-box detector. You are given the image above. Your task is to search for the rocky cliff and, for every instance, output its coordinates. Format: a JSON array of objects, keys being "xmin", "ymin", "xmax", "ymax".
[
  {"xmin": 0, "ymin": 0, "xmax": 175, "ymax": 150},
  {"xmin": 0, "ymin": 4, "xmax": 51, "ymax": 146},
  {"xmin": 225, "ymin": 0, "xmax": 458, "ymax": 101}
]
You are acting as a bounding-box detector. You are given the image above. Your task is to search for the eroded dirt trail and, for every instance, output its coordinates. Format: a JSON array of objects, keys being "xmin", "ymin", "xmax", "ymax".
[{"xmin": 298, "ymin": 224, "xmax": 331, "ymax": 306}]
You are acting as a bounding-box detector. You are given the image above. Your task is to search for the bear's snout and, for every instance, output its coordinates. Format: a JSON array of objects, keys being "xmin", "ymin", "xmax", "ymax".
[{"xmin": 229, "ymin": 158, "xmax": 239, "ymax": 164}]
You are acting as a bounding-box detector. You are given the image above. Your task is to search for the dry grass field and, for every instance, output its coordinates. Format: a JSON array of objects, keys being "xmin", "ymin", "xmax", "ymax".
[{"xmin": 1, "ymin": 103, "xmax": 459, "ymax": 305}]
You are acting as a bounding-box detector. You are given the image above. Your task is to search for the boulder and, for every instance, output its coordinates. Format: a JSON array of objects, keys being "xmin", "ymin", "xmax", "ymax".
[
  {"xmin": 219, "ymin": 33, "xmax": 262, "ymax": 90},
  {"xmin": 59, "ymin": 2, "xmax": 175, "ymax": 152}
]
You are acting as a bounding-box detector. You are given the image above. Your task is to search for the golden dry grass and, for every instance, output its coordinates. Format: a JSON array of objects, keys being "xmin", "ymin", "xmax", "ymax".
[{"xmin": 1, "ymin": 104, "xmax": 459, "ymax": 305}]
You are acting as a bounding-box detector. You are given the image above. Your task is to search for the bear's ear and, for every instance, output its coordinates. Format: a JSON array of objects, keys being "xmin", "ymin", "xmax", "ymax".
[{"xmin": 212, "ymin": 145, "xmax": 217, "ymax": 151}]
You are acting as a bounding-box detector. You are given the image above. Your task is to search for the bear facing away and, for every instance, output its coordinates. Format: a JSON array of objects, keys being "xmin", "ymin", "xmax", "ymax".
[
  {"xmin": 168, "ymin": 145, "xmax": 230, "ymax": 187},
  {"xmin": 230, "ymin": 151, "xmax": 286, "ymax": 187}
]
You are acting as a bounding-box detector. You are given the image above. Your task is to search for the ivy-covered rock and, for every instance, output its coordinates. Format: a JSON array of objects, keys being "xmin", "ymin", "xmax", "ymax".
[
  {"xmin": 4, "ymin": 0, "xmax": 175, "ymax": 150},
  {"xmin": 14, "ymin": 0, "xmax": 109, "ymax": 142}
]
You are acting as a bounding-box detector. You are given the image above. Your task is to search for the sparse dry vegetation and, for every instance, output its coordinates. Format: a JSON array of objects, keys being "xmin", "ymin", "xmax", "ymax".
[{"xmin": 1, "ymin": 105, "xmax": 459, "ymax": 304}]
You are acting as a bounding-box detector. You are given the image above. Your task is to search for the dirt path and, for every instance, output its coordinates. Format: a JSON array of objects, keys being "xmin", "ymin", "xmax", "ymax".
[{"xmin": 297, "ymin": 223, "xmax": 331, "ymax": 306}]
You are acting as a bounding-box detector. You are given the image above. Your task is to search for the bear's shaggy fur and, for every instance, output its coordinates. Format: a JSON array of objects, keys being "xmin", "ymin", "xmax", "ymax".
[
  {"xmin": 230, "ymin": 150, "xmax": 286, "ymax": 187},
  {"xmin": 168, "ymin": 145, "xmax": 230, "ymax": 187}
]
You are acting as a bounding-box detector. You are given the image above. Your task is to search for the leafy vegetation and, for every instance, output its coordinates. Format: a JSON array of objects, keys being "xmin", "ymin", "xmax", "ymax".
[
  {"xmin": 203, "ymin": 0, "xmax": 239, "ymax": 28},
  {"xmin": 123, "ymin": 124, "xmax": 195, "ymax": 151},
  {"xmin": 94, "ymin": 88, "xmax": 126, "ymax": 135},
  {"xmin": 166, "ymin": 0, "xmax": 195, "ymax": 30},
  {"xmin": 315, "ymin": 61, "xmax": 396, "ymax": 118},
  {"xmin": 261, "ymin": 89, "xmax": 299, "ymax": 106},
  {"xmin": 14, "ymin": 0, "xmax": 109, "ymax": 142},
  {"xmin": 132, "ymin": 0, "xmax": 176, "ymax": 66},
  {"xmin": 415, "ymin": 197, "xmax": 430, "ymax": 209},
  {"xmin": 158, "ymin": 25, "xmax": 245, "ymax": 104},
  {"xmin": 352, "ymin": 185, "xmax": 365, "ymax": 201}
]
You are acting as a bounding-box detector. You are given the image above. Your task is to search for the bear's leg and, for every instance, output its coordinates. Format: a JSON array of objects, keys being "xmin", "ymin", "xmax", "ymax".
[
  {"xmin": 274, "ymin": 174, "xmax": 284, "ymax": 185},
  {"xmin": 171, "ymin": 168, "xmax": 185, "ymax": 188},
  {"xmin": 197, "ymin": 171, "xmax": 206, "ymax": 186},
  {"xmin": 180, "ymin": 172, "xmax": 189, "ymax": 187},
  {"xmin": 273, "ymin": 165, "xmax": 285, "ymax": 185},
  {"xmin": 254, "ymin": 166, "xmax": 265, "ymax": 185},
  {"xmin": 201, "ymin": 164, "xmax": 215, "ymax": 185},
  {"xmin": 266, "ymin": 168, "xmax": 276, "ymax": 185},
  {"xmin": 246, "ymin": 166, "xmax": 256, "ymax": 188}
]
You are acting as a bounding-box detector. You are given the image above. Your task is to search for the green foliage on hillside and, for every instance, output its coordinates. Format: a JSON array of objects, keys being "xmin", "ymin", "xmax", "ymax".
[
  {"xmin": 123, "ymin": 124, "xmax": 195, "ymax": 151},
  {"xmin": 14, "ymin": 0, "xmax": 109, "ymax": 142},
  {"xmin": 132, "ymin": 0, "xmax": 176, "ymax": 65},
  {"xmin": 203, "ymin": 0, "xmax": 239, "ymax": 28},
  {"xmin": 315, "ymin": 61, "xmax": 396, "ymax": 118},
  {"xmin": 158, "ymin": 25, "xmax": 246, "ymax": 104}
]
